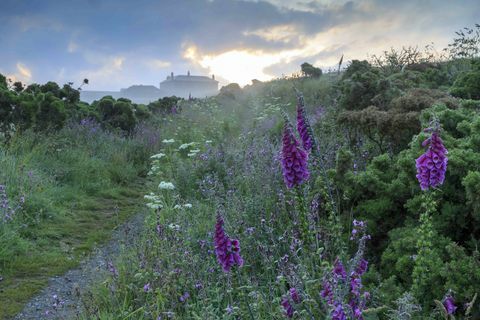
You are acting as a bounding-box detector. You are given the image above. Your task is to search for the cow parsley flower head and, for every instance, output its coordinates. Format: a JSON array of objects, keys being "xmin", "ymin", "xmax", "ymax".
[
  {"xmin": 416, "ymin": 129, "xmax": 448, "ymax": 191},
  {"xmin": 150, "ymin": 153, "xmax": 166, "ymax": 159},
  {"xmin": 159, "ymin": 181, "xmax": 175, "ymax": 190}
]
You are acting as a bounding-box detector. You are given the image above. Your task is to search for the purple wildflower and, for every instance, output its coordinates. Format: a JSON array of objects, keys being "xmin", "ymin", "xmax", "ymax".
[
  {"xmin": 281, "ymin": 125, "xmax": 309, "ymax": 189},
  {"xmin": 214, "ymin": 215, "xmax": 243, "ymax": 272},
  {"xmin": 289, "ymin": 287, "xmax": 301, "ymax": 304},
  {"xmin": 416, "ymin": 131, "xmax": 448, "ymax": 190},
  {"xmin": 355, "ymin": 259, "xmax": 368, "ymax": 276},
  {"xmin": 331, "ymin": 302, "xmax": 347, "ymax": 320},
  {"xmin": 350, "ymin": 275, "xmax": 362, "ymax": 297},
  {"xmin": 106, "ymin": 261, "xmax": 118, "ymax": 278},
  {"xmin": 321, "ymin": 281, "xmax": 333, "ymax": 304},
  {"xmin": 333, "ymin": 258, "xmax": 347, "ymax": 280},
  {"xmin": 443, "ymin": 296, "xmax": 457, "ymax": 315},
  {"xmin": 225, "ymin": 304, "xmax": 234, "ymax": 315},
  {"xmin": 281, "ymin": 296, "xmax": 294, "ymax": 318},
  {"xmin": 179, "ymin": 292, "xmax": 190, "ymax": 303},
  {"xmin": 143, "ymin": 283, "xmax": 151, "ymax": 292},
  {"xmin": 296, "ymin": 97, "xmax": 313, "ymax": 152}
]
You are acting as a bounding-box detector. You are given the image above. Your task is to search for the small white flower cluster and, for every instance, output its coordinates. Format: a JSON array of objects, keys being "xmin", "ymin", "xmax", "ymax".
[
  {"xmin": 159, "ymin": 181, "xmax": 175, "ymax": 190},
  {"xmin": 187, "ymin": 149, "xmax": 201, "ymax": 157},
  {"xmin": 150, "ymin": 153, "xmax": 166, "ymax": 159},
  {"xmin": 148, "ymin": 161, "xmax": 161, "ymax": 176},
  {"xmin": 168, "ymin": 223, "xmax": 181, "ymax": 231},
  {"xmin": 173, "ymin": 203, "xmax": 193, "ymax": 209},
  {"xmin": 178, "ymin": 142, "xmax": 196, "ymax": 150},
  {"xmin": 205, "ymin": 140, "xmax": 213, "ymax": 144},
  {"xmin": 144, "ymin": 193, "xmax": 163, "ymax": 210},
  {"xmin": 162, "ymin": 139, "xmax": 175, "ymax": 144}
]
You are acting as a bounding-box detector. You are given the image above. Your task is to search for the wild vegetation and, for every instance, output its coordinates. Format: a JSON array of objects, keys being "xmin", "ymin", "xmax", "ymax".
[{"xmin": 1, "ymin": 25, "xmax": 480, "ymax": 319}]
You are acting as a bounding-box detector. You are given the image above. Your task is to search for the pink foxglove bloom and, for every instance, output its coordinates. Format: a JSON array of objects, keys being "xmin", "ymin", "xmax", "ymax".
[
  {"xmin": 214, "ymin": 215, "xmax": 243, "ymax": 272},
  {"xmin": 281, "ymin": 126, "xmax": 309, "ymax": 189},
  {"xmin": 415, "ymin": 131, "xmax": 448, "ymax": 190}
]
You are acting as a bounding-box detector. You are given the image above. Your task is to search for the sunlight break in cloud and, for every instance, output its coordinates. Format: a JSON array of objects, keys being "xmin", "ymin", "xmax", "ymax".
[
  {"xmin": 147, "ymin": 59, "xmax": 172, "ymax": 69},
  {"xmin": 6, "ymin": 62, "xmax": 33, "ymax": 83},
  {"xmin": 243, "ymin": 24, "xmax": 301, "ymax": 44}
]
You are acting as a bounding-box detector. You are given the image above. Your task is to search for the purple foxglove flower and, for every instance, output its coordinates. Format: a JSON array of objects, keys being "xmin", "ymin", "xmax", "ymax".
[
  {"xmin": 214, "ymin": 215, "xmax": 243, "ymax": 272},
  {"xmin": 289, "ymin": 287, "xmax": 301, "ymax": 304},
  {"xmin": 281, "ymin": 296, "xmax": 294, "ymax": 318},
  {"xmin": 296, "ymin": 96, "xmax": 313, "ymax": 152},
  {"xmin": 331, "ymin": 302, "xmax": 347, "ymax": 320},
  {"xmin": 321, "ymin": 281, "xmax": 334, "ymax": 305},
  {"xmin": 416, "ymin": 131, "xmax": 448, "ymax": 190},
  {"xmin": 350, "ymin": 275, "xmax": 362, "ymax": 297},
  {"xmin": 355, "ymin": 259, "xmax": 368, "ymax": 276},
  {"xmin": 349, "ymin": 300, "xmax": 363, "ymax": 319},
  {"xmin": 443, "ymin": 296, "xmax": 457, "ymax": 314},
  {"xmin": 333, "ymin": 258, "xmax": 347, "ymax": 280},
  {"xmin": 281, "ymin": 125, "xmax": 310, "ymax": 189}
]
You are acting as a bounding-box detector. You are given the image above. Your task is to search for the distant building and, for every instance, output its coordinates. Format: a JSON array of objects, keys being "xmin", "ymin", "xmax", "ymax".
[
  {"xmin": 160, "ymin": 71, "xmax": 218, "ymax": 98},
  {"xmin": 80, "ymin": 71, "xmax": 219, "ymax": 104}
]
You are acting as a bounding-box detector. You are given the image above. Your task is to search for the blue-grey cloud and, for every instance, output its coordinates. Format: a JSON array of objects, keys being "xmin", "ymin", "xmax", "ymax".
[{"xmin": 0, "ymin": 0, "xmax": 478, "ymax": 89}]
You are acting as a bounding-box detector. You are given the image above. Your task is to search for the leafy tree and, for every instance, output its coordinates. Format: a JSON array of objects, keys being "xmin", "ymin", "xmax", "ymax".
[
  {"xmin": 301, "ymin": 62, "xmax": 322, "ymax": 78},
  {"xmin": 97, "ymin": 97, "xmax": 137, "ymax": 132},
  {"xmin": 35, "ymin": 93, "xmax": 67, "ymax": 131},
  {"xmin": 450, "ymin": 58, "xmax": 480, "ymax": 99},
  {"xmin": 147, "ymin": 96, "xmax": 181, "ymax": 114}
]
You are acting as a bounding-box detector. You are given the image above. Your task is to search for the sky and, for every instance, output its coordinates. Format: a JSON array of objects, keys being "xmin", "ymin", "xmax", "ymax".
[{"xmin": 0, "ymin": 0, "xmax": 478, "ymax": 90}]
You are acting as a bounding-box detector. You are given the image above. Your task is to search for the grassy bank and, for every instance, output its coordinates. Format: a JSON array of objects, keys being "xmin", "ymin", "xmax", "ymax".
[{"xmin": 0, "ymin": 122, "xmax": 158, "ymax": 318}]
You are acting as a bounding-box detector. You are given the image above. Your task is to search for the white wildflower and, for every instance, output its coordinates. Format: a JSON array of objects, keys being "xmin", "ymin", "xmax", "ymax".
[
  {"xmin": 146, "ymin": 203, "xmax": 162, "ymax": 210},
  {"xmin": 178, "ymin": 142, "xmax": 196, "ymax": 150},
  {"xmin": 168, "ymin": 224, "xmax": 181, "ymax": 231},
  {"xmin": 159, "ymin": 181, "xmax": 175, "ymax": 190},
  {"xmin": 150, "ymin": 153, "xmax": 166, "ymax": 159},
  {"xmin": 162, "ymin": 139, "xmax": 175, "ymax": 144},
  {"xmin": 184, "ymin": 203, "xmax": 192, "ymax": 208}
]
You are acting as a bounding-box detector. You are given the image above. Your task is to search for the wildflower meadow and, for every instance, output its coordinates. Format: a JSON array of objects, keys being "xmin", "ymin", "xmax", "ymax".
[{"xmin": 1, "ymin": 23, "xmax": 480, "ymax": 320}]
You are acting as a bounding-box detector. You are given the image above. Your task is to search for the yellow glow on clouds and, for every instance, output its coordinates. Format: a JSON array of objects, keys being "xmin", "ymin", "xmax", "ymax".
[
  {"xmin": 184, "ymin": 15, "xmax": 448, "ymax": 86},
  {"xmin": 182, "ymin": 26, "xmax": 323, "ymax": 86}
]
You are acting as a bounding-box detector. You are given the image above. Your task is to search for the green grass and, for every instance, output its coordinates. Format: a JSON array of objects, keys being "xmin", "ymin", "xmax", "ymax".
[
  {"xmin": 0, "ymin": 185, "xmax": 144, "ymax": 319},
  {"xmin": 0, "ymin": 123, "xmax": 157, "ymax": 319}
]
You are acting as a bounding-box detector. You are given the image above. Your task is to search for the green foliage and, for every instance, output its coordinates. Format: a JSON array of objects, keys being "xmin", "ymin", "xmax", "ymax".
[
  {"xmin": 96, "ymin": 96, "xmax": 137, "ymax": 132},
  {"xmin": 301, "ymin": 62, "xmax": 322, "ymax": 78},
  {"xmin": 450, "ymin": 61, "xmax": 480, "ymax": 99}
]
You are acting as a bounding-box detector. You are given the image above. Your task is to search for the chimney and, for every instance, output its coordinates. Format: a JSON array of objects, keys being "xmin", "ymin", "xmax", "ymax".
[
  {"xmin": 212, "ymin": 74, "xmax": 215, "ymax": 80},
  {"xmin": 187, "ymin": 70, "xmax": 190, "ymax": 76},
  {"xmin": 171, "ymin": 72, "xmax": 174, "ymax": 80}
]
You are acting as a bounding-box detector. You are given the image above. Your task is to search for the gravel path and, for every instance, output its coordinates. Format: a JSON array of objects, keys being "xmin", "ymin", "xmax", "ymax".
[{"xmin": 13, "ymin": 213, "xmax": 145, "ymax": 320}]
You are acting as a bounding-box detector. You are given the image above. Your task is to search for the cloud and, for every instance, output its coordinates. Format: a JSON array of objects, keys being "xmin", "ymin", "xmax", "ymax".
[
  {"xmin": 147, "ymin": 59, "xmax": 172, "ymax": 69},
  {"xmin": 1, "ymin": 0, "xmax": 479, "ymax": 88},
  {"xmin": 5, "ymin": 62, "xmax": 33, "ymax": 83},
  {"xmin": 77, "ymin": 55, "xmax": 126, "ymax": 89},
  {"xmin": 67, "ymin": 41, "xmax": 78, "ymax": 53}
]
